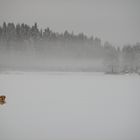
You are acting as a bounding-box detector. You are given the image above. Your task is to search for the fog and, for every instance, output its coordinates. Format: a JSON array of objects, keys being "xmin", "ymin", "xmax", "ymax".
[
  {"xmin": 0, "ymin": 73, "xmax": 140, "ymax": 140},
  {"xmin": 0, "ymin": 0, "xmax": 140, "ymax": 139}
]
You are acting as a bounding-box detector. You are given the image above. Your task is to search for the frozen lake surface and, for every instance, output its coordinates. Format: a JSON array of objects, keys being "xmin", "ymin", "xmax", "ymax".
[{"xmin": 0, "ymin": 72, "xmax": 140, "ymax": 140}]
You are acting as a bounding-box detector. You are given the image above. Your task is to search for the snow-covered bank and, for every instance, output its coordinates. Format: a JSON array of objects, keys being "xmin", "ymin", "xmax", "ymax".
[{"xmin": 0, "ymin": 73, "xmax": 140, "ymax": 140}]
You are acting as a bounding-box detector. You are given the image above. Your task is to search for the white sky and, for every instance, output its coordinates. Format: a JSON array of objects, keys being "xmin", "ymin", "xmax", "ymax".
[{"xmin": 0, "ymin": 0, "xmax": 140, "ymax": 47}]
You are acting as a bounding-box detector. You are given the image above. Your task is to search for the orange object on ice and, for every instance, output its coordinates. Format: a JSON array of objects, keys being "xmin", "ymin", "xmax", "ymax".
[{"xmin": 0, "ymin": 95, "xmax": 6, "ymax": 105}]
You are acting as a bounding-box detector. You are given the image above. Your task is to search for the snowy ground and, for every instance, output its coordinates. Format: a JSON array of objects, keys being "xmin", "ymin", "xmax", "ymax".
[{"xmin": 0, "ymin": 72, "xmax": 140, "ymax": 140}]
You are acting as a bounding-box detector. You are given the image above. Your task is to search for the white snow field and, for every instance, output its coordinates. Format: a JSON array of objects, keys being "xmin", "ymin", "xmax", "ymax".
[{"xmin": 0, "ymin": 72, "xmax": 140, "ymax": 140}]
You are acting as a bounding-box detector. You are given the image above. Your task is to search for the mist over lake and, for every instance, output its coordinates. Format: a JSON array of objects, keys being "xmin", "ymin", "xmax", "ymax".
[{"xmin": 0, "ymin": 0, "xmax": 140, "ymax": 139}]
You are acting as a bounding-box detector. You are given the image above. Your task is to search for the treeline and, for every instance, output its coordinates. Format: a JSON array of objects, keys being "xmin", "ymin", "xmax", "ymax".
[
  {"xmin": 103, "ymin": 42, "xmax": 140, "ymax": 74},
  {"xmin": 0, "ymin": 22, "xmax": 100, "ymax": 45},
  {"xmin": 0, "ymin": 22, "xmax": 140, "ymax": 74}
]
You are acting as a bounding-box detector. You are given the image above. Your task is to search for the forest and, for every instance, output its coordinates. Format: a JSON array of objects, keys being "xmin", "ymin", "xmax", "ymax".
[{"xmin": 0, "ymin": 22, "xmax": 140, "ymax": 73}]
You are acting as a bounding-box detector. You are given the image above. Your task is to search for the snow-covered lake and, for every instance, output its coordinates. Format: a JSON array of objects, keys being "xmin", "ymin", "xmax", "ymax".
[{"xmin": 0, "ymin": 72, "xmax": 140, "ymax": 140}]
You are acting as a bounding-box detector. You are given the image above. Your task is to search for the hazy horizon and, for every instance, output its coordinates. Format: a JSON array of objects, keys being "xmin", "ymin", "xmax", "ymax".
[{"xmin": 0, "ymin": 0, "xmax": 140, "ymax": 47}]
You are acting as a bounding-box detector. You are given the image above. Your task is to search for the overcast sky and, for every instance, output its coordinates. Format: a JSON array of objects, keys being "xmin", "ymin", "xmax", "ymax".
[{"xmin": 0, "ymin": 0, "xmax": 139, "ymax": 47}]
